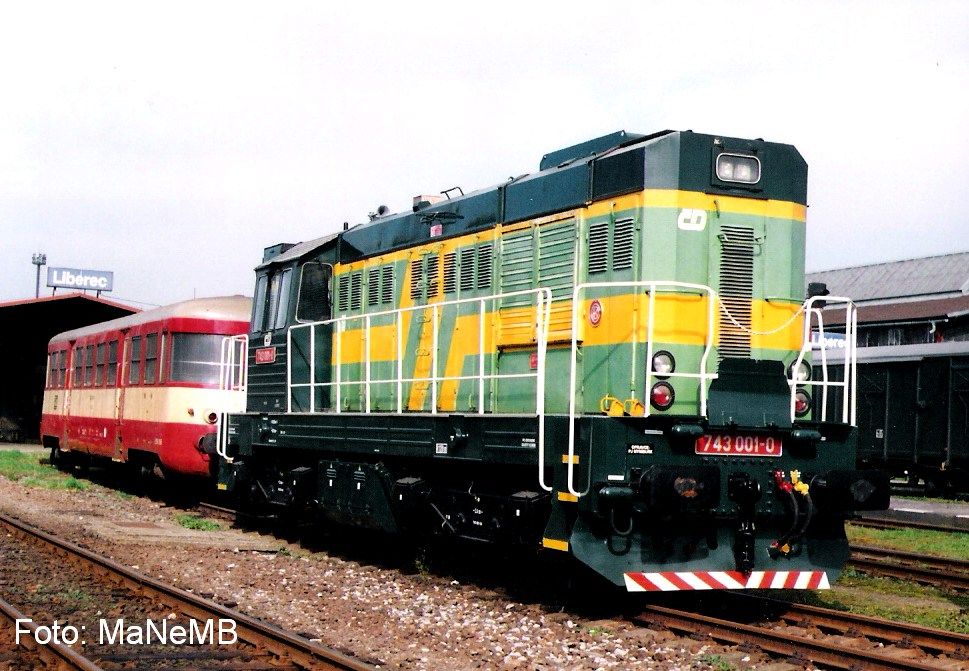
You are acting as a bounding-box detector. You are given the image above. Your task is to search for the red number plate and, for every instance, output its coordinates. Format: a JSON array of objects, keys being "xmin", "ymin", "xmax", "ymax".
[{"xmin": 695, "ymin": 434, "xmax": 782, "ymax": 457}]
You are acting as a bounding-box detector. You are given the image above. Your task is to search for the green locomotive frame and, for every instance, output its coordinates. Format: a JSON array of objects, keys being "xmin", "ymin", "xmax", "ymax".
[{"xmin": 217, "ymin": 130, "xmax": 888, "ymax": 589}]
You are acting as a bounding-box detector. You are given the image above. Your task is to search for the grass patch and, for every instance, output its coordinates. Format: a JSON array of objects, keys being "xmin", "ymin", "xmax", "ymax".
[
  {"xmin": 846, "ymin": 524, "xmax": 969, "ymax": 560},
  {"xmin": 792, "ymin": 568, "xmax": 969, "ymax": 634},
  {"xmin": 0, "ymin": 451, "xmax": 89, "ymax": 490},
  {"xmin": 173, "ymin": 513, "xmax": 222, "ymax": 531},
  {"xmin": 697, "ymin": 654, "xmax": 735, "ymax": 671}
]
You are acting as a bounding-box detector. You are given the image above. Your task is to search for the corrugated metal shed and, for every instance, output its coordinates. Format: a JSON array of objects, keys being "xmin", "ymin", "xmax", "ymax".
[{"xmin": 808, "ymin": 251, "xmax": 969, "ymax": 302}]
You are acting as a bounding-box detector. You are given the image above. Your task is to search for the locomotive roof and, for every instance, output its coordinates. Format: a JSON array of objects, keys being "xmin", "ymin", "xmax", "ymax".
[
  {"xmin": 49, "ymin": 295, "xmax": 251, "ymax": 344},
  {"xmin": 256, "ymin": 232, "xmax": 341, "ymax": 270},
  {"xmin": 262, "ymin": 130, "xmax": 807, "ymax": 268}
]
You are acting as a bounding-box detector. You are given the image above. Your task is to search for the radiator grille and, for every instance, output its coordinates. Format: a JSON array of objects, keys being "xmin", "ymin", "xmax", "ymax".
[{"xmin": 718, "ymin": 225, "xmax": 754, "ymax": 359}]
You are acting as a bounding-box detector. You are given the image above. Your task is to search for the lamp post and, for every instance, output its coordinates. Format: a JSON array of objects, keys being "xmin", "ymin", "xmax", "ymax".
[{"xmin": 31, "ymin": 253, "xmax": 46, "ymax": 298}]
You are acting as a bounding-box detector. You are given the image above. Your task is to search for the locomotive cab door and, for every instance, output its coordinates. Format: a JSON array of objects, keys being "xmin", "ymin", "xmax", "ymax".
[{"xmin": 290, "ymin": 261, "xmax": 332, "ymax": 412}]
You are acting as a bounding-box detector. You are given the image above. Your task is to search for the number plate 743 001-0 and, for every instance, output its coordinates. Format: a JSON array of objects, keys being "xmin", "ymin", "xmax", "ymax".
[{"xmin": 695, "ymin": 434, "xmax": 782, "ymax": 457}]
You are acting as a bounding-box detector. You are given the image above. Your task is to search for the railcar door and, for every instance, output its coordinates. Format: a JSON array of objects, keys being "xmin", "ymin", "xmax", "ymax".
[
  {"xmin": 949, "ymin": 356, "xmax": 969, "ymax": 475},
  {"xmin": 115, "ymin": 334, "xmax": 130, "ymax": 461},
  {"xmin": 63, "ymin": 342, "xmax": 77, "ymax": 448}
]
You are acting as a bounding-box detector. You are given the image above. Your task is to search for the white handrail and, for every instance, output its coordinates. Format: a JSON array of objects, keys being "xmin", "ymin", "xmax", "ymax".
[
  {"xmin": 287, "ymin": 288, "xmax": 554, "ymax": 491},
  {"xmin": 216, "ymin": 334, "xmax": 248, "ymax": 461},
  {"xmin": 789, "ymin": 296, "xmax": 857, "ymax": 425},
  {"xmin": 566, "ymin": 281, "xmax": 719, "ymax": 498}
]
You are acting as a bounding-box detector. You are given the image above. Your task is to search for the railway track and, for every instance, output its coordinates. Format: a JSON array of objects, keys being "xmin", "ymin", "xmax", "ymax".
[
  {"xmin": 0, "ymin": 512, "xmax": 377, "ymax": 671},
  {"xmin": 849, "ymin": 543, "xmax": 969, "ymax": 592},
  {"xmin": 0, "ymin": 594, "xmax": 102, "ymax": 670},
  {"xmin": 638, "ymin": 593, "xmax": 969, "ymax": 670},
  {"xmin": 850, "ymin": 514, "xmax": 969, "ymax": 534}
]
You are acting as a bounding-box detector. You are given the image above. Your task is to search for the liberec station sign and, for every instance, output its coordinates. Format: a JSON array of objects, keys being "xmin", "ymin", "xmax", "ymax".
[{"xmin": 46, "ymin": 267, "xmax": 114, "ymax": 292}]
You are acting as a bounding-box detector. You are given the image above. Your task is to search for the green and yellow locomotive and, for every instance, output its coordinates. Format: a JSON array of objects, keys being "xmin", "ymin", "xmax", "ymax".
[{"xmin": 217, "ymin": 130, "xmax": 888, "ymax": 591}]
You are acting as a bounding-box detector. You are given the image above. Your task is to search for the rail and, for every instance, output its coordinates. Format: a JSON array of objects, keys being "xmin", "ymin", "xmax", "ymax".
[
  {"xmin": 287, "ymin": 288, "xmax": 554, "ymax": 490},
  {"xmin": 216, "ymin": 334, "xmax": 248, "ymax": 461},
  {"xmin": 566, "ymin": 281, "xmax": 719, "ymax": 497}
]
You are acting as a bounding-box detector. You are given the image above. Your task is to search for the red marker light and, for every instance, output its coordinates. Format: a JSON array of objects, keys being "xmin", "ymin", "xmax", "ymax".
[{"xmin": 650, "ymin": 382, "xmax": 674, "ymax": 410}]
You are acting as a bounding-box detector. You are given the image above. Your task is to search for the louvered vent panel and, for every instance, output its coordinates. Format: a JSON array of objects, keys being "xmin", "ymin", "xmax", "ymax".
[
  {"xmin": 381, "ymin": 265, "xmax": 394, "ymax": 304},
  {"xmin": 426, "ymin": 255, "xmax": 440, "ymax": 298},
  {"xmin": 718, "ymin": 225, "xmax": 754, "ymax": 359},
  {"xmin": 588, "ymin": 221, "xmax": 609, "ymax": 274},
  {"xmin": 459, "ymin": 248, "xmax": 476, "ymax": 291},
  {"xmin": 538, "ymin": 220, "xmax": 576, "ymax": 299},
  {"xmin": 409, "ymin": 259, "xmax": 423, "ymax": 300},
  {"xmin": 349, "ymin": 273, "xmax": 363, "ymax": 311},
  {"xmin": 443, "ymin": 252, "xmax": 456, "ymax": 294},
  {"xmin": 477, "ymin": 244, "xmax": 493, "ymax": 290},
  {"xmin": 338, "ymin": 275, "xmax": 350, "ymax": 312},
  {"xmin": 367, "ymin": 267, "xmax": 380, "ymax": 306},
  {"xmin": 501, "ymin": 232, "xmax": 534, "ymax": 307},
  {"xmin": 613, "ymin": 218, "xmax": 635, "ymax": 271}
]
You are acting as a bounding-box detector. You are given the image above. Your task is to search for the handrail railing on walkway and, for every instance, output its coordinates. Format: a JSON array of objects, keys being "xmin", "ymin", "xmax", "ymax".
[{"xmin": 287, "ymin": 289, "xmax": 554, "ymax": 490}]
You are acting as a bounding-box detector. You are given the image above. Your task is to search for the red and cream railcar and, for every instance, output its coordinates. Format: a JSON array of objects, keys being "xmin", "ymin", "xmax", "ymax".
[{"xmin": 40, "ymin": 296, "xmax": 250, "ymax": 477}]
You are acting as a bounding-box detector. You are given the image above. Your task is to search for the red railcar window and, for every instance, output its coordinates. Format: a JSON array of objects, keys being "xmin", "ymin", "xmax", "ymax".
[
  {"xmin": 170, "ymin": 333, "xmax": 224, "ymax": 385},
  {"xmin": 107, "ymin": 340, "xmax": 118, "ymax": 385},
  {"xmin": 72, "ymin": 347, "xmax": 83, "ymax": 388},
  {"xmin": 145, "ymin": 333, "xmax": 158, "ymax": 384},
  {"xmin": 95, "ymin": 343, "xmax": 106, "ymax": 386},
  {"xmin": 129, "ymin": 336, "xmax": 142, "ymax": 385},
  {"xmin": 85, "ymin": 345, "xmax": 94, "ymax": 386}
]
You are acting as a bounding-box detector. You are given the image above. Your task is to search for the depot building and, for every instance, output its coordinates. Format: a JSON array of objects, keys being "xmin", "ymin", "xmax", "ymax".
[{"xmin": 0, "ymin": 293, "xmax": 137, "ymax": 442}]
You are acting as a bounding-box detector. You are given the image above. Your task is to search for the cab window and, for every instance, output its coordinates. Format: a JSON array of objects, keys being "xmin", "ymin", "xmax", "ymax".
[
  {"xmin": 252, "ymin": 274, "xmax": 269, "ymax": 332},
  {"xmin": 296, "ymin": 262, "xmax": 331, "ymax": 323},
  {"xmin": 252, "ymin": 268, "xmax": 293, "ymax": 332}
]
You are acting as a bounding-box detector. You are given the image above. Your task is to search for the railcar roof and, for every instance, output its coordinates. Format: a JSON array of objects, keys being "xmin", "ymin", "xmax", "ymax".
[{"xmin": 49, "ymin": 295, "xmax": 251, "ymax": 344}]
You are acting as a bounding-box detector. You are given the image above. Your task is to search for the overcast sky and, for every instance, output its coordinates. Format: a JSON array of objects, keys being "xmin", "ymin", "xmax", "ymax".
[{"xmin": 2, "ymin": 1, "xmax": 966, "ymax": 307}]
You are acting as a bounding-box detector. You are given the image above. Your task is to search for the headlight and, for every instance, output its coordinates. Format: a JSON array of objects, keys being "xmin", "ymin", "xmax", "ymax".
[
  {"xmin": 794, "ymin": 390, "xmax": 811, "ymax": 417},
  {"xmin": 651, "ymin": 351, "xmax": 675, "ymax": 376},
  {"xmin": 716, "ymin": 153, "xmax": 761, "ymax": 184},
  {"xmin": 789, "ymin": 360, "xmax": 812, "ymax": 383},
  {"xmin": 650, "ymin": 382, "xmax": 675, "ymax": 410}
]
